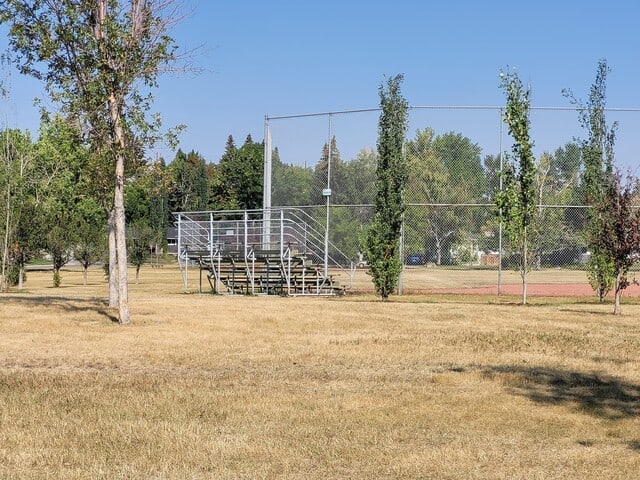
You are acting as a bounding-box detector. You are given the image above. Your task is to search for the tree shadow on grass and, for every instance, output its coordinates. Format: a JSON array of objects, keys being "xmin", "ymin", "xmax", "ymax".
[
  {"xmin": 0, "ymin": 295, "xmax": 119, "ymax": 323},
  {"xmin": 557, "ymin": 307, "xmax": 620, "ymax": 317},
  {"xmin": 483, "ymin": 365, "xmax": 640, "ymax": 420}
]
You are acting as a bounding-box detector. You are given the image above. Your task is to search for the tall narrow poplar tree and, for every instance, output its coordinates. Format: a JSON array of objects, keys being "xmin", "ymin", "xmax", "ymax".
[
  {"xmin": 564, "ymin": 59, "xmax": 617, "ymax": 301},
  {"xmin": 0, "ymin": 1, "xmax": 182, "ymax": 323},
  {"xmin": 364, "ymin": 74, "xmax": 408, "ymax": 301},
  {"xmin": 497, "ymin": 70, "xmax": 536, "ymax": 305},
  {"xmin": 566, "ymin": 60, "xmax": 640, "ymax": 313}
]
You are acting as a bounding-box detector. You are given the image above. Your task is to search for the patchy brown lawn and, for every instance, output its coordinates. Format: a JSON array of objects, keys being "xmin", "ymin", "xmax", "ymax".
[{"xmin": 0, "ymin": 266, "xmax": 639, "ymax": 478}]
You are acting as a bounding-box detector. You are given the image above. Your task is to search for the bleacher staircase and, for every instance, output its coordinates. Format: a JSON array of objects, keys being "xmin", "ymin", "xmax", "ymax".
[
  {"xmin": 175, "ymin": 208, "xmax": 354, "ymax": 296},
  {"xmin": 188, "ymin": 247, "xmax": 344, "ymax": 296}
]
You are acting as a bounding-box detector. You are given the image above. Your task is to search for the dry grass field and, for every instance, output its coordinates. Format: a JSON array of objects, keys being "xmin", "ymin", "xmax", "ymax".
[
  {"xmin": 1, "ymin": 265, "xmax": 639, "ymax": 479},
  {"xmin": 348, "ymin": 266, "xmax": 591, "ymax": 292}
]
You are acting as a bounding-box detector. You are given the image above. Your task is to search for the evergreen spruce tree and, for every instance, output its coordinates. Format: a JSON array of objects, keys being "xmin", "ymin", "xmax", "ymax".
[
  {"xmin": 233, "ymin": 135, "xmax": 264, "ymax": 210},
  {"xmin": 311, "ymin": 136, "xmax": 342, "ymax": 205},
  {"xmin": 209, "ymin": 135, "xmax": 238, "ymax": 210}
]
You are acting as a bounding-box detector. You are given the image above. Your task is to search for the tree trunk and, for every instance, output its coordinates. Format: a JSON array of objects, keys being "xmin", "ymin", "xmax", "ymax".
[
  {"xmin": 108, "ymin": 209, "xmax": 118, "ymax": 308},
  {"xmin": 109, "ymin": 94, "xmax": 130, "ymax": 325},
  {"xmin": 1, "ymin": 178, "xmax": 10, "ymax": 293},
  {"xmin": 522, "ymin": 227, "xmax": 528, "ymax": 305},
  {"xmin": 53, "ymin": 266, "xmax": 61, "ymax": 288},
  {"xmin": 18, "ymin": 265, "xmax": 24, "ymax": 290},
  {"xmin": 82, "ymin": 264, "xmax": 88, "ymax": 286},
  {"xmin": 136, "ymin": 265, "xmax": 140, "ymax": 284},
  {"xmin": 435, "ymin": 237, "xmax": 442, "ymax": 265},
  {"xmin": 113, "ymin": 157, "xmax": 129, "ymax": 324},
  {"xmin": 380, "ymin": 276, "xmax": 389, "ymax": 301},
  {"xmin": 94, "ymin": 0, "xmax": 126, "ymax": 321},
  {"xmin": 613, "ymin": 273, "xmax": 622, "ymax": 315},
  {"xmin": 115, "ymin": 189, "xmax": 129, "ymax": 324}
]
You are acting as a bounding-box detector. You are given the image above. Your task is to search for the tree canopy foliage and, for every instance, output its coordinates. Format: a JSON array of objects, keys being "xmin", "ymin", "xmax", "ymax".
[
  {"xmin": 496, "ymin": 69, "xmax": 537, "ymax": 305},
  {"xmin": 364, "ymin": 74, "xmax": 408, "ymax": 301},
  {"xmin": 405, "ymin": 128, "xmax": 486, "ymax": 265},
  {"xmin": 565, "ymin": 59, "xmax": 619, "ymax": 301},
  {"xmin": 0, "ymin": 0, "xmax": 183, "ymax": 323},
  {"xmin": 566, "ymin": 59, "xmax": 640, "ymax": 313}
]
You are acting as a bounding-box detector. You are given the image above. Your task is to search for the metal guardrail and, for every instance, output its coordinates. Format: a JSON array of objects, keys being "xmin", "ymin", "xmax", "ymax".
[{"xmin": 174, "ymin": 208, "xmax": 357, "ymax": 293}]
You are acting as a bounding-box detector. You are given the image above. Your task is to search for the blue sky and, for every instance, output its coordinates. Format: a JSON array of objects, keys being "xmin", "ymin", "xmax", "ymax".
[{"xmin": 1, "ymin": 0, "xmax": 640, "ymax": 168}]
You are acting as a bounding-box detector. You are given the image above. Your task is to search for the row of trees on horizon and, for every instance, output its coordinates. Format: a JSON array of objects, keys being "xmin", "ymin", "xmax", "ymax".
[
  {"xmin": 1, "ymin": 1, "xmax": 635, "ymax": 322},
  {"xmin": 0, "ymin": 107, "xmax": 588, "ymax": 288}
]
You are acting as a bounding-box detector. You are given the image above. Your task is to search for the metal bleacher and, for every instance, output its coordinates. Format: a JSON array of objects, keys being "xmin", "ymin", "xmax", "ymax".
[{"xmin": 174, "ymin": 208, "xmax": 354, "ymax": 296}]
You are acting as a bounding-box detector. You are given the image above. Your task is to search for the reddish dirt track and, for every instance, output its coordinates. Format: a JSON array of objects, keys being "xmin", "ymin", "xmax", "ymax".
[{"xmin": 413, "ymin": 283, "xmax": 640, "ymax": 297}]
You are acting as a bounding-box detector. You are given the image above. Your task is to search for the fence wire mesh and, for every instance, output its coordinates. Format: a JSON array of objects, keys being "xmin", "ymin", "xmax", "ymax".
[{"xmin": 264, "ymin": 106, "xmax": 639, "ymax": 293}]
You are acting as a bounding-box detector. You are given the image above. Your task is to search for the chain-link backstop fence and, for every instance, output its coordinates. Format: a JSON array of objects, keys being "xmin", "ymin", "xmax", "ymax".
[{"xmin": 263, "ymin": 106, "xmax": 640, "ymax": 293}]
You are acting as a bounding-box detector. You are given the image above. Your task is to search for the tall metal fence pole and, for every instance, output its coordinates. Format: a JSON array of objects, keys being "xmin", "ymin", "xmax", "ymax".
[
  {"xmin": 398, "ymin": 218, "xmax": 404, "ymax": 295},
  {"xmin": 398, "ymin": 140, "xmax": 406, "ymax": 296},
  {"xmin": 177, "ymin": 213, "xmax": 188, "ymax": 293},
  {"xmin": 209, "ymin": 212, "xmax": 214, "ymax": 258},
  {"xmin": 498, "ymin": 107, "xmax": 504, "ymax": 296},
  {"xmin": 279, "ymin": 209, "xmax": 284, "ymax": 258},
  {"xmin": 323, "ymin": 114, "xmax": 332, "ymax": 278},
  {"xmin": 262, "ymin": 116, "xmax": 272, "ymax": 249}
]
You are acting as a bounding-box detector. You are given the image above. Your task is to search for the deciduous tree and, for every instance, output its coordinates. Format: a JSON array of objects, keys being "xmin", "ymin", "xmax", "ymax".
[
  {"xmin": 0, "ymin": 0, "xmax": 184, "ymax": 323},
  {"xmin": 406, "ymin": 128, "xmax": 486, "ymax": 265},
  {"xmin": 496, "ymin": 69, "xmax": 537, "ymax": 305},
  {"xmin": 564, "ymin": 59, "xmax": 617, "ymax": 301},
  {"xmin": 35, "ymin": 115, "xmax": 87, "ymax": 287},
  {"xmin": 127, "ymin": 221, "xmax": 154, "ymax": 284},
  {"xmin": 364, "ymin": 74, "xmax": 408, "ymax": 301},
  {"xmin": 593, "ymin": 172, "xmax": 640, "ymax": 314},
  {"xmin": 0, "ymin": 128, "xmax": 34, "ymax": 290},
  {"xmin": 74, "ymin": 197, "xmax": 106, "ymax": 286}
]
